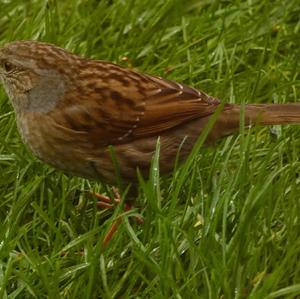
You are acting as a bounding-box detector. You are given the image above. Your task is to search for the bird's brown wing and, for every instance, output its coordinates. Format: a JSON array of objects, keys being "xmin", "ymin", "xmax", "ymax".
[
  {"xmin": 51, "ymin": 64, "xmax": 221, "ymax": 146},
  {"xmin": 132, "ymin": 75, "xmax": 220, "ymax": 138}
]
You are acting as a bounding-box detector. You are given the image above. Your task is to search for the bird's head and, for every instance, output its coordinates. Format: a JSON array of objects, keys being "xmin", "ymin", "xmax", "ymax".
[{"xmin": 0, "ymin": 40, "xmax": 78, "ymax": 113}]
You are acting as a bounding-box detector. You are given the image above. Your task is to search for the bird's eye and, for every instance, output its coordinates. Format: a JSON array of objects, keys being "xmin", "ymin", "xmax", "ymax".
[{"xmin": 3, "ymin": 61, "xmax": 14, "ymax": 73}]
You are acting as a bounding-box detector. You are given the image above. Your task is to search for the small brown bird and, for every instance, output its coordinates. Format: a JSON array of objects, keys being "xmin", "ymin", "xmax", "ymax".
[{"xmin": 1, "ymin": 40, "xmax": 300, "ymax": 185}]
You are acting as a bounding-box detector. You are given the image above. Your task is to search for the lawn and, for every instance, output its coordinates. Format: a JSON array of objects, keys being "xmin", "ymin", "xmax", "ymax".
[{"xmin": 0, "ymin": 0, "xmax": 300, "ymax": 298}]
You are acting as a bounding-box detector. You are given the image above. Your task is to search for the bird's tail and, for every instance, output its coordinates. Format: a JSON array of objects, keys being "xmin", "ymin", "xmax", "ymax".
[
  {"xmin": 214, "ymin": 103, "xmax": 300, "ymax": 139},
  {"xmin": 244, "ymin": 104, "xmax": 300, "ymax": 125}
]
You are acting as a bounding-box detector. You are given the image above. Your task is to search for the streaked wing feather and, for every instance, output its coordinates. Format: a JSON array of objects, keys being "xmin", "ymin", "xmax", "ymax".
[
  {"xmin": 121, "ymin": 73, "xmax": 220, "ymax": 140},
  {"xmin": 51, "ymin": 65, "xmax": 220, "ymax": 146}
]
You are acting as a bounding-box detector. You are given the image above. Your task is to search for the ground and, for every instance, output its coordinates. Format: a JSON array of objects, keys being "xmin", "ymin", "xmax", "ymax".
[{"xmin": 0, "ymin": 0, "xmax": 300, "ymax": 298}]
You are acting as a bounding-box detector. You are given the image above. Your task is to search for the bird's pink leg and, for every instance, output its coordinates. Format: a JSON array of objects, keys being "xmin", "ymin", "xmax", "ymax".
[{"xmin": 91, "ymin": 187, "xmax": 143, "ymax": 246}]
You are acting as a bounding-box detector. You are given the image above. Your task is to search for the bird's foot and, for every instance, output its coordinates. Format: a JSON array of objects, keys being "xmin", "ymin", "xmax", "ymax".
[{"xmin": 91, "ymin": 187, "xmax": 143, "ymax": 246}]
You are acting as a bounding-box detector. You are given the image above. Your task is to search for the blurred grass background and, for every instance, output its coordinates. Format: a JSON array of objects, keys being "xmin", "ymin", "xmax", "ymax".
[{"xmin": 0, "ymin": 0, "xmax": 300, "ymax": 298}]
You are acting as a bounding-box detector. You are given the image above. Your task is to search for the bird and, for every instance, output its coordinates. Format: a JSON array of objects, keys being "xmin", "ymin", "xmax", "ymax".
[
  {"xmin": 1, "ymin": 40, "xmax": 300, "ymax": 188},
  {"xmin": 2, "ymin": 40, "xmax": 300, "ymax": 245}
]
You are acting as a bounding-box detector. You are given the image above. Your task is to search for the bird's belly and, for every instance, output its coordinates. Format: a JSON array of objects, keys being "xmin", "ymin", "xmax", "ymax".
[
  {"xmin": 16, "ymin": 113, "xmax": 105, "ymax": 180},
  {"xmin": 15, "ymin": 113, "xmax": 206, "ymax": 184}
]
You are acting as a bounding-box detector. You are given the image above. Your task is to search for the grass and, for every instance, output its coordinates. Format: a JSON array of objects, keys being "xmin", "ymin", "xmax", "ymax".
[{"xmin": 1, "ymin": 0, "xmax": 300, "ymax": 298}]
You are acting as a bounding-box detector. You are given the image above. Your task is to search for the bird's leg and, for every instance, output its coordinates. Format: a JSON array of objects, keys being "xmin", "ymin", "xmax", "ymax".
[
  {"xmin": 91, "ymin": 187, "xmax": 143, "ymax": 246},
  {"xmin": 93, "ymin": 187, "xmax": 143, "ymax": 223},
  {"xmin": 93, "ymin": 186, "xmax": 121, "ymax": 209}
]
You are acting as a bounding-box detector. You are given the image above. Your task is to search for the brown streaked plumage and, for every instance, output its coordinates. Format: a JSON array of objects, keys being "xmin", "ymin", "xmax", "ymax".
[{"xmin": 1, "ymin": 40, "xmax": 300, "ymax": 185}]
